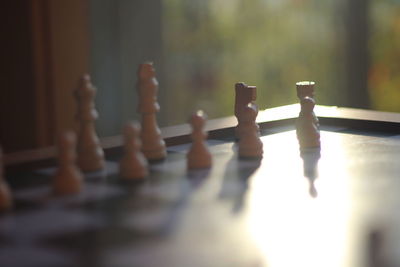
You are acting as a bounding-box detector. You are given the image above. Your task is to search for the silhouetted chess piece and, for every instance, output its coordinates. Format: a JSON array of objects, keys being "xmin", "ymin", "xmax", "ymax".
[
  {"xmin": 120, "ymin": 122, "xmax": 149, "ymax": 179},
  {"xmin": 137, "ymin": 63, "xmax": 166, "ymax": 160},
  {"xmin": 296, "ymin": 81, "xmax": 319, "ymax": 128},
  {"xmin": 187, "ymin": 110, "xmax": 212, "ymax": 169},
  {"xmin": 53, "ymin": 132, "xmax": 83, "ymax": 195},
  {"xmin": 296, "ymin": 97, "xmax": 321, "ymax": 150},
  {"xmin": 75, "ymin": 74, "xmax": 105, "ymax": 172},
  {"xmin": 238, "ymin": 103, "xmax": 263, "ymax": 158},
  {"xmin": 234, "ymin": 82, "xmax": 259, "ymax": 140},
  {"xmin": 0, "ymin": 147, "xmax": 12, "ymax": 211}
]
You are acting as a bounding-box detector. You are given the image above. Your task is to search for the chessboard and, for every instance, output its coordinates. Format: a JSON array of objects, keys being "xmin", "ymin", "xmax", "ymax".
[{"xmin": 1, "ymin": 104, "xmax": 400, "ymax": 267}]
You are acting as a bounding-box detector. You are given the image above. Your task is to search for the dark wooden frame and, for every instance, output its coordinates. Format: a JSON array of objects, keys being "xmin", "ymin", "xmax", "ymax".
[{"xmin": 4, "ymin": 104, "xmax": 399, "ymax": 173}]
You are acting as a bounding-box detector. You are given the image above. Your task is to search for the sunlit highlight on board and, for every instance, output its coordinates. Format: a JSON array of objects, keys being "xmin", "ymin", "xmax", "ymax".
[{"xmin": 245, "ymin": 131, "xmax": 354, "ymax": 267}]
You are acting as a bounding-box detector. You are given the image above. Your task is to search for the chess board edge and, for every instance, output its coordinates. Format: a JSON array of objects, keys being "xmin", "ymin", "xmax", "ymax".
[{"xmin": 4, "ymin": 104, "xmax": 400, "ymax": 173}]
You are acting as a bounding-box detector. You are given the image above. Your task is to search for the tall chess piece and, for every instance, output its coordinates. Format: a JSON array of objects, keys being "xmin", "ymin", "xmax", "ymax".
[
  {"xmin": 120, "ymin": 122, "xmax": 149, "ymax": 179},
  {"xmin": 53, "ymin": 132, "xmax": 83, "ymax": 195},
  {"xmin": 187, "ymin": 110, "xmax": 212, "ymax": 169},
  {"xmin": 75, "ymin": 74, "xmax": 105, "ymax": 172},
  {"xmin": 238, "ymin": 103, "xmax": 263, "ymax": 158},
  {"xmin": 234, "ymin": 82, "xmax": 259, "ymax": 140},
  {"xmin": 296, "ymin": 81, "xmax": 319, "ymax": 128},
  {"xmin": 0, "ymin": 147, "xmax": 12, "ymax": 211},
  {"xmin": 137, "ymin": 62, "xmax": 166, "ymax": 160},
  {"xmin": 296, "ymin": 97, "xmax": 321, "ymax": 150}
]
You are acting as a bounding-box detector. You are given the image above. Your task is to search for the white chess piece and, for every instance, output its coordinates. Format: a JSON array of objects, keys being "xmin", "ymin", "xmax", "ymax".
[
  {"xmin": 296, "ymin": 81, "xmax": 319, "ymax": 128},
  {"xmin": 296, "ymin": 97, "xmax": 320, "ymax": 150},
  {"xmin": 119, "ymin": 122, "xmax": 149, "ymax": 179},
  {"xmin": 137, "ymin": 63, "xmax": 166, "ymax": 160},
  {"xmin": 75, "ymin": 74, "xmax": 105, "ymax": 172},
  {"xmin": 0, "ymin": 147, "xmax": 12, "ymax": 211},
  {"xmin": 53, "ymin": 132, "xmax": 83, "ymax": 195},
  {"xmin": 187, "ymin": 110, "xmax": 212, "ymax": 169},
  {"xmin": 238, "ymin": 103, "xmax": 263, "ymax": 158}
]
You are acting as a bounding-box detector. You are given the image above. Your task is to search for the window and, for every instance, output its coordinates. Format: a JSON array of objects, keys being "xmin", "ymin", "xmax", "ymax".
[{"xmin": 89, "ymin": 0, "xmax": 400, "ymax": 137}]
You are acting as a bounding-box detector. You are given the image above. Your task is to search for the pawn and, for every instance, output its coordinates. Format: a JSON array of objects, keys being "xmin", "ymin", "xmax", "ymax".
[
  {"xmin": 119, "ymin": 122, "xmax": 149, "ymax": 179},
  {"xmin": 296, "ymin": 81, "xmax": 319, "ymax": 128},
  {"xmin": 296, "ymin": 97, "xmax": 321, "ymax": 149},
  {"xmin": 53, "ymin": 132, "xmax": 83, "ymax": 195},
  {"xmin": 0, "ymin": 148, "xmax": 12, "ymax": 211},
  {"xmin": 187, "ymin": 110, "xmax": 212, "ymax": 169},
  {"xmin": 238, "ymin": 103, "xmax": 263, "ymax": 158}
]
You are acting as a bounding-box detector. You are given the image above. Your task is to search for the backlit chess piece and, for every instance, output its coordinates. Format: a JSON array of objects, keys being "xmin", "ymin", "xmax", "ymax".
[
  {"xmin": 137, "ymin": 62, "xmax": 167, "ymax": 160},
  {"xmin": 234, "ymin": 82, "xmax": 259, "ymax": 140},
  {"xmin": 296, "ymin": 97, "xmax": 321, "ymax": 150},
  {"xmin": 120, "ymin": 122, "xmax": 149, "ymax": 179},
  {"xmin": 53, "ymin": 132, "xmax": 83, "ymax": 195},
  {"xmin": 75, "ymin": 74, "xmax": 105, "ymax": 172},
  {"xmin": 187, "ymin": 110, "xmax": 212, "ymax": 169},
  {"xmin": 238, "ymin": 103, "xmax": 263, "ymax": 158},
  {"xmin": 0, "ymin": 147, "xmax": 12, "ymax": 211},
  {"xmin": 296, "ymin": 81, "xmax": 319, "ymax": 128}
]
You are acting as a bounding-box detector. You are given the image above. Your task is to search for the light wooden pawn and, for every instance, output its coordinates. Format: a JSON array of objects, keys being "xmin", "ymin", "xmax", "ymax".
[
  {"xmin": 296, "ymin": 81, "xmax": 319, "ymax": 128},
  {"xmin": 53, "ymin": 132, "xmax": 84, "ymax": 195},
  {"xmin": 238, "ymin": 103, "xmax": 263, "ymax": 158},
  {"xmin": 0, "ymin": 147, "xmax": 12, "ymax": 211},
  {"xmin": 75, "ymin": 74, "xmax": 105, "ymax": 172},
  {"xmin": 119, "ymin": 122, "xmax": 149, "ymax": 179},
  {"xmin": 296, "ymin": 97, "xmax": 321, "ymax": 149},
  {"xmin": 187, "ymin": 110, "xmax": 212, "ymax": 169},
  {"xmin": 137, "ymin": 63, "xmax": 167, "ymax": 160}
]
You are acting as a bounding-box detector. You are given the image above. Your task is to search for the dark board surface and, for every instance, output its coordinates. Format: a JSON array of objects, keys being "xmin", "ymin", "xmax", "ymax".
[{"xmin": 1, "ymin": 106, "xmax": 400, "ymax": 267}]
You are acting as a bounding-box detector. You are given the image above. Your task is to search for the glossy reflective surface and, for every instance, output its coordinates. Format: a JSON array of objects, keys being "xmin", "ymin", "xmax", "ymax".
[{"xmin": 1, "ymin": 128, "xmax": 399, "ymax": 267}]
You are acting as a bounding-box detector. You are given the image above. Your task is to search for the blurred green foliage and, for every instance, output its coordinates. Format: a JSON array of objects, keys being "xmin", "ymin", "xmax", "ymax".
[
  {"xmin": 369, "ymin": 1, "xmax": 400, "ymax": 112},
  {"xmin": 159, "ymin": 0, "xmax": 399, "ymax": 126},
  {"xmin": 161, "ymin": 0, "xmax": 344, "ymax": 125}
]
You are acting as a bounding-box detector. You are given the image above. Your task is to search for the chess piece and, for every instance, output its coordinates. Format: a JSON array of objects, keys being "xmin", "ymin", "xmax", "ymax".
[
  {"xmin": 296, "ymin": 97, "xmax": 321, "ymax": 150},
  {"xmin": 120, "ymin": 122, "xmax": 149, "ymax": 179},
  {"xmin": 296, "ymin": 81, "xmax": 319, "ymax": 128},
  {"xmin": 75, "ymin": 74, "xmax": 105, "ymax": 172},
  {"xmin": 296, "ymin": 81, "xmax": 315, "ymax": 99},
  {"xmin": 187, "ymin": 110, "xmax": 212, "ymax": 169},
  {"xmin": 53, "ymin": 132, "xmax": 83, "ymax": 195},
  {"xmin": 238, "ymin": 103, "xmax": 263, "ymax": 158},
  {"xmin": 137, "ymin": 62, "xmax": 167, "ymax": 160},
  {"xmin": 234, "ymin": 82, "xmax": 259, "ymax": 140},
  {"xmin": 0, "ymin": 147, "xmax": 12, "ymax": 211}
]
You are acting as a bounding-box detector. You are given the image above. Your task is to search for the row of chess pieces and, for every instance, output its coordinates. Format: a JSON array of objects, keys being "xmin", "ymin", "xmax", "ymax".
[{"xmin": 0, "ymin": 62, "xmax": 320, "ymax": 212}]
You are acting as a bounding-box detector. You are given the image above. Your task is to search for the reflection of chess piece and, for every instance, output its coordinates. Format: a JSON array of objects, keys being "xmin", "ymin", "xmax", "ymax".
[
  {"xmin": 120, "ymin": 122, "xmax": 149, "ymax": 179},
  {"xmin": 187, "ymin": 110, "xmax": 212, "ymax": 169},
  {"xmin": 0, "ymin": 147, "xmax": 12, "ymax": 211},
  {"xmin": 75, "ymin": 74, "xmax": 105, "ymax": 172},
  {"xmin": 53, "ymin": 132, "xmax": 83, "ymax": 195},
  {"xmin": 137, "ymin": 63, "xmax": 166, "ymax": 160},
  {"xmin": 234, "ymin": 82, "xmax": 259, "ymax": 140},
  {"xmin": 296, "ymin": 81, "xmax": 319, "ymax": 128},
  {"xmin": 238, "ymin": 103, "xmax": 263, "ymax": 158},
  {"xmin": 296, "ymin": 97, "xmax": 320, "ymax": 150},
  {"xmin": 300, "ymin": 149, "xmax": 321, "ymax": 198}
]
